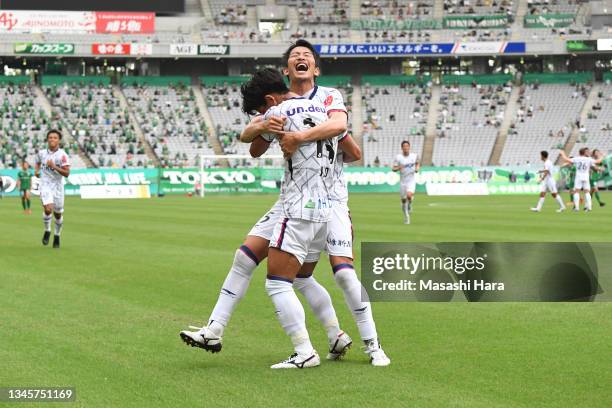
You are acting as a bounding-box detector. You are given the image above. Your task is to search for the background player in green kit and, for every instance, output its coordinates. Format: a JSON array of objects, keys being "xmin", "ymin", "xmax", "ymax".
[
  {"xmin": 561, "ymin": 163, "xmax": 576, "ymax": 207},
  {"xmin": 17, "ymin": 161, "xmax": 33, "ymax": 214},
  {"xmin": 590, "ymin": 149, "xmax": 606, "ymax": 207}
]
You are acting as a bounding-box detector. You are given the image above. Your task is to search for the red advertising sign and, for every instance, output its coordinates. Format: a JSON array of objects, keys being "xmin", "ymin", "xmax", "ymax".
[
  {"xmin": 95, "ymin": 12, "xmax": 155, "ymax": 34},
  {"xmin": 92, "ymin": 43, "xmax": 131, "ymax": 55},
  {"xmin": 92, "ymin": 43, "xmax": 154, "ymax": 55}
]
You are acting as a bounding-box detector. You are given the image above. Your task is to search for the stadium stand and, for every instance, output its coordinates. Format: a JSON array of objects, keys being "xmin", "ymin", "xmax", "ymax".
[
  {"xmin": 572, "ymin": 82, "xmax": 612, "ymax": 157},
  {"xmin": 1, "ymin": 83, "xmax": 61, "ymax": 169},
  {"xmin": 500, "ymin": 77, "xmax": 591, "ymax": 166},
  {"xmin": 444, "ymin": 0, "xmax": 516, "ymax": 16},
  {"xmin": 360, "ymin": 0, "xmax": 434, "ymax": 19},
  {"xmin": 361, "ymin": 76, "xmax": 429, "ymax": 167},
  {"xmin": 43, "ymin": 78, "xmax": 149, "ymax": 168},
  {"xmin": 527, "ymin": 0, "xmax": 580, "ymax": 15},
  {"xmin": 0, "ymin": 78, "xmax": 89, "ymax": 169},
  {"xmin": 292, "ymin": 0, "xmax": 350, "ymax": 24},
  {"xmin": 433, "ymin": 78, "xmax": 513, "ymax": 166},
  {"xmin": 122, "ymin": 78, "xmax": 212, "ymax": 168},
  {"xmin": 209, "ymin": 0, "xmax": 258, "ymax": 25}
]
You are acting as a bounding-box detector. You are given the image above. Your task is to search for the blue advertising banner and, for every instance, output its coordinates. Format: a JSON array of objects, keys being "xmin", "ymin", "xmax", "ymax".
[
  {"xmin": 315, "ymin": 42, "xmax": 525, "ymax": 56},
  {"xmin": 315, "ymin": 43, "xmax": 454, "ymax": 55}
]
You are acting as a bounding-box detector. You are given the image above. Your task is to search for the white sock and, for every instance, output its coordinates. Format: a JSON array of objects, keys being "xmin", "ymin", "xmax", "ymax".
[
  {"xmin": 333, "ymin": 264, "xmax": 378, "ymax": 342},
  {"xmin": 266, "ymin": 277, "xmax": 312, "ymax": 355},
  {"xmin": 573, "ymin": 193, "xmax": 580, "ymax": 209},
  {"xmin": 43, "ymin": 213, "xmax": 52, "ymax": 232},
  {"xmin": 555, "ymin": 195, "xmax": 565, "ymax": 209},
  {"xmin": 401, "ymin": 202, "xmax": 408, "ymax": 217},
  {"xmin": 536, "ymin": 197, "xmax": 545, "ymax": 210},
  {"xmin": 585, "ymin": 192, "xmax": 592, "ymax": 210},
  {"xmin": 54, "ymin": 216, "xmax": 63, "ymax": 236},
  {"xmin": 294, "ymin": 276, "xmax": 341, "ymax": 341},
  {"xmin": 207, "ymin": 246, "xmax": 258, "ymax": 336}
]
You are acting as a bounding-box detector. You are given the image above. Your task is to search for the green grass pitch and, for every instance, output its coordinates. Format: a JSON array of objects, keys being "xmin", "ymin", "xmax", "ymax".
[{"xmin": 1, "ymin": 193, "xmax": 611, "ymax": 407}]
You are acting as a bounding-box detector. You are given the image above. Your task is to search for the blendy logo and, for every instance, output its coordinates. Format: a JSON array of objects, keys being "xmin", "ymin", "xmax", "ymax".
[{"xmin": 198, "ymin": 44, "xmax": 230, "ymax": 55}]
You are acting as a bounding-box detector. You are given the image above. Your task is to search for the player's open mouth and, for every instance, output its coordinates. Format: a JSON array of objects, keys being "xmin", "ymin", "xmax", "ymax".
[{"xmin": 296, "ymin": 63, "xmax": 308, "ymax": 72}]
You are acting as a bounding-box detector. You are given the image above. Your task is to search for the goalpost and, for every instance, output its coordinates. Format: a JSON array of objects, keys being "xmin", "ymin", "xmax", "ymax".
[{"xmin": 198, "ymin": 154, "xmax": 284, "ymax": 197}]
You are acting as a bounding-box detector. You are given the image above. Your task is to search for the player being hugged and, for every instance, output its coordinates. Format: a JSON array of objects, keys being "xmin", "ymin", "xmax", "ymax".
[
  {"xmin": 530, "ymin": 150, "xmax": 566, "ymax": 213},
  {"xmin": 392, "ymin": 141, "xmax": 420, "ymax": 224},
  {"xmin": 249, "ymin": 69, "xmax": 338, "ymax": 368},
  {"xmin": 35, "ymin": 130, "xmax": 70, "ymax": 248},
  {"xmin": 559, "ymin": 148, "xmax": 603, "ymax": 212}
]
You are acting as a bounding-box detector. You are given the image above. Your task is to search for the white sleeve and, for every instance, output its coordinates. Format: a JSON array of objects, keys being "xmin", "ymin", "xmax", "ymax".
[
  {"xmin": 325, "ymin": 89, "xmax": 347, "ymax": 115},
  {"xmin": 61, "ymin": 151, "xmax": 71, "ymax": 167},
  {"xmin": 35, "ymin": 152, "xmax": 41, "ymax": 165},
  {"xmin": 261, "ymin": 106, "xmax": 282, "ymax": 142},
  {"xmin": 392, "ymin": 155, "xmax": 400, "ymax": 166}
]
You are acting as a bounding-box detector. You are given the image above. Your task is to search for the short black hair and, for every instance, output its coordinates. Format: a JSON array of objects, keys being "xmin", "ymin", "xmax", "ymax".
[
  {"xmin": 47, "ymin": 129, "xmax": 62, "ymax": 140},
  {"xmin": 240, "ymin": 68, "xmax": 289, "ymax": 115},
  {"xmin": 401, "ymin": 140, "xmax": 410, "ymax": 147},
  {"xmin": 282, "ymin": 39, "xmax": 321, "ymax": 69},
  {"xmin": 579, "ymin": 147, "xmax": 588, "ymax": 155},
  {"xmin": 541, "ymin": 150, "xmax": 548, "ymax": 158}
]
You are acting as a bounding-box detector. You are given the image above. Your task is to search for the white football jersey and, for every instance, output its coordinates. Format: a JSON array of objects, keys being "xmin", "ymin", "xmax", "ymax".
[
  {"xmin": 332, "ymin": 144, "xmax": 348, "ymax": 204},
  {"xmin": 394, "ymin": 153, "xmax": 418, "ymax": 182},
  {"xmin": 303, "ymin": 85, "xmax": 349, "ymax": 204},
  {"xmin": 36, "ymin": 148, "xmax": 70, "ymax": 188},
  {"xmin": 572, "ymin": 156, "xmax": 594, "ymax": 179},
  {"xmin": 543, "ymin": 159, "xmax": 554, "ymax": 180},
  {"xmin": 264, "ymin": 97, "xmax": 338, "ymax": 222}
]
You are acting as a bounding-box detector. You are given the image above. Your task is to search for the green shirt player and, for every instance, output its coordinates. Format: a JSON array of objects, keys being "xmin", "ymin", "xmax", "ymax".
[
  {"xmin": 17, "ymin": 162, "xmax": 33, "ymax": 214},
  {"xmin": 590, "ymin": 149, "xmax": 606, "ymax": 207},
  {"xmin": 561, "ymin": 163, "xmax": 577, "ymax": 207}
]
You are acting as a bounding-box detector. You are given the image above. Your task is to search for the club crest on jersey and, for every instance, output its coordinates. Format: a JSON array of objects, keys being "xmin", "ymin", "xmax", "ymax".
[
  {"xmin": 286, "ymin": 105, "xmax": 325, "ymax": 117},
  {"xmin": 324, "ymin": 95, "xmax": 333, "ymax": 107}
]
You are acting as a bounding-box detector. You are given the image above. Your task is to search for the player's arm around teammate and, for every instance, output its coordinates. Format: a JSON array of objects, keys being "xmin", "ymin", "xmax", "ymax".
[
  {"xmin": 240, "ymin": 114, "xmax": 286, "ymax": 143},
  {"xmin": 338, "ymin": 133, "xmax": 362, "ymax": 163}
]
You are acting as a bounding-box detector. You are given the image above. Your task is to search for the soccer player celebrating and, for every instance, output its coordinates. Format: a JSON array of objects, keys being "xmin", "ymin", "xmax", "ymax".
[
  {"xmin": 180, "ymin": 49, "xmax": 354, "ymax": 360},
  {"xmin": 590, "ymin": 149, "xmax": 606, "ymax": 207},
  {"xmin": 559, "ymin": 148, "xmax": 604, "ymax": 212},
  {"xmin": 245, "ymin": 70, "xmax": 339, "ymax": 368},
  {"xmin": 392, "ymin": 141, "xmax": 420, "ymax": 224},
  {"xmin": 244, "ymin": 42, "xmax": 388, "ymax": 365},
  {"xmin": 35, "ymin": 130, "xmax": 70, "ymax": 248},
  {"xmin": 530, "ymin": 150, "xmax": 566, "ymax": 212},
  {"xmin": 17, "ymin": 162, "xmax": 33, "ymax": 214},
  {"xmin": 181, "ymin": 42, "xmax": 389, "ymax": 367}
]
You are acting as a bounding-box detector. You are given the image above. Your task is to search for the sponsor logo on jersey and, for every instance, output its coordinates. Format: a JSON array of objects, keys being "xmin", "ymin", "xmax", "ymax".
[{"xmin": 286, "ymin": 105, "xmax": 326, "ymax": 117}]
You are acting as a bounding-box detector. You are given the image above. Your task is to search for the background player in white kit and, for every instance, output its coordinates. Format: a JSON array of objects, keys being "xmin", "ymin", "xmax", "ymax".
[
  {"xmin": 559, "ymin": 148, "xmax": 604, "ymax": 212},
  {"xmin": 35, "ymin": 130, "xmax": 70, "ymax": 248},
  {"xmin": 530, "ymin": 150, "xmax": 566, "ymax": 213},
  {"xmin": 392, "ymin": 141, "xmax": 420, "ymax": 224}
]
